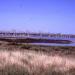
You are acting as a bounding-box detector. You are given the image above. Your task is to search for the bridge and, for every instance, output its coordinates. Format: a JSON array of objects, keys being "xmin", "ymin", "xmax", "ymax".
[
  {"xmin": 0, "ymin": 32, "xmax": 74, "ymax": 44},
  {"xmin": 0, "ymin": 31, "xmax": 75, "ymax": 39}
]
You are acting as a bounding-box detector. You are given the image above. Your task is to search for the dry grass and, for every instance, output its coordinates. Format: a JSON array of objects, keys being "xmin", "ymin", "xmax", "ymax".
[
  {"xmin": 0, "ymin": 49, "xmax": 75, "ymax": 75},
  {"xmin": 0, "ymin": 41, "xmax": 75, "ymax": 75}
]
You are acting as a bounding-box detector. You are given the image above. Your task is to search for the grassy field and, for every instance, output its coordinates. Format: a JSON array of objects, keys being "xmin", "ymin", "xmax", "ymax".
[{"xmin": 0, "ymin": 41, "xmax": 75, "ymax": 75}]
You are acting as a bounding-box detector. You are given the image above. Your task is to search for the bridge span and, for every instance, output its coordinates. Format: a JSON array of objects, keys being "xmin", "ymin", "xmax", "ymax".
[{"xmin": 0, "ymin": 32, "xmax": 75, "ymax": 39}]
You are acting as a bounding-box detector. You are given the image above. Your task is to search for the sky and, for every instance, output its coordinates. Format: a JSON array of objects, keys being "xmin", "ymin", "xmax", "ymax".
[{"xmin": 0, "ymin": 0, "xmax": 75, "ymax": 34}]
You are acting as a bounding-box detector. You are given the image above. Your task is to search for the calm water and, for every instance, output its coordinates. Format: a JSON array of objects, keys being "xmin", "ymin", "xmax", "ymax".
[
  {"xmin": 28, "ymin": 36, "xmax": 75, "ymax": 46},
  {"xmin": 30, "ymin": 43, "xmax": 75, "ymax": 46},
  {"xmin": 13, "ymin": 36, "xmax": 75, "ymax": 46},
  {"xmin": 1, "ymin": 35, "xmax": 75, "ymax": 46}
]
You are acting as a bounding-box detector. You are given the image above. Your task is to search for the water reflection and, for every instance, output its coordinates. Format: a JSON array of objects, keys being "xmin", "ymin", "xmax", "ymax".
[{"xmin": 29, "ymin": 42, "xmax": 75, "ymax": 46}]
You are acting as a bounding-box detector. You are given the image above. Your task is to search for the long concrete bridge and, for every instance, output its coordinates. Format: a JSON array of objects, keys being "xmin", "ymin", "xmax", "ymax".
[
  {"xmin": 0, "ymin": 32, "xmax": 74, "ymax": 44},
  {"xmin": 0, "ymin": 32, "xmax": 75, "ymax": 39}
]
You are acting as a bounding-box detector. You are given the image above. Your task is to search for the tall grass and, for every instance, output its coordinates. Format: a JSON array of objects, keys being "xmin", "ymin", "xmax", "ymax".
[{"xmin": 0, "ymin": 50, "xmax": 75, "ymax": 75}]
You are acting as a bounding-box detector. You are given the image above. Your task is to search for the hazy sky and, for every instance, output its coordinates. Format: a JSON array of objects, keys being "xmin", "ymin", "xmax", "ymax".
[{"xmin": 0, "ymin": 0, "xmax": 75, "ymax": 34}]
